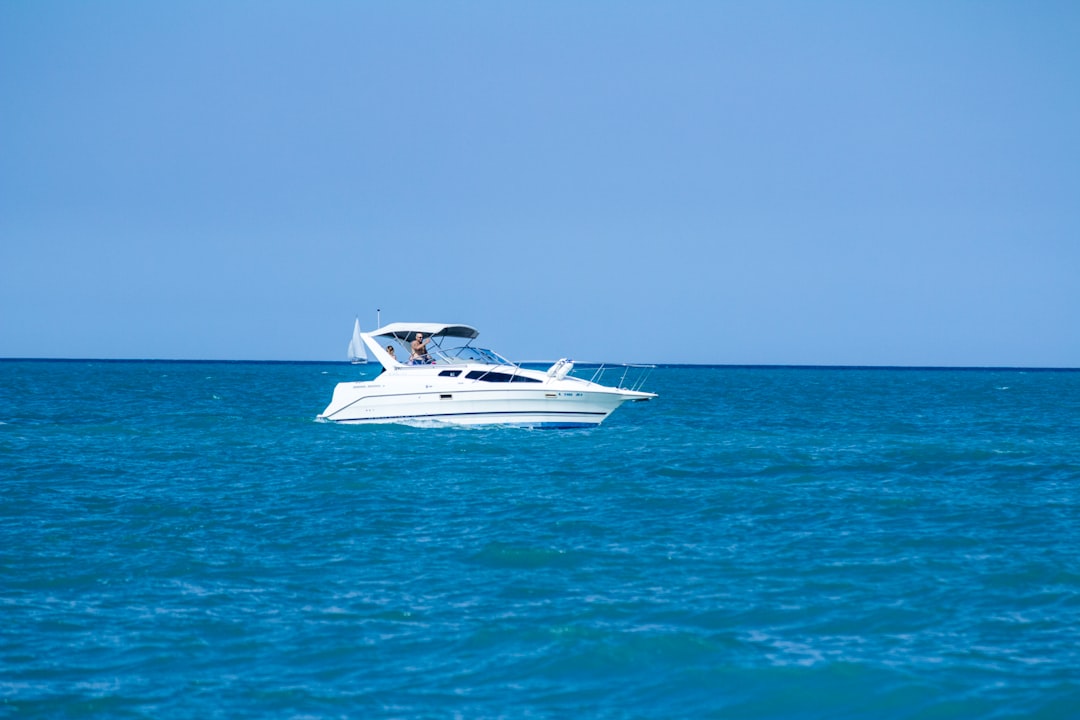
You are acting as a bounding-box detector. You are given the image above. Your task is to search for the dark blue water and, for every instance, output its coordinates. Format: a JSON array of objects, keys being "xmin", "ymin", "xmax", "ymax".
[{"xmin": 2, "ymin": 361, "xmax": 1079, "ymax": 718}]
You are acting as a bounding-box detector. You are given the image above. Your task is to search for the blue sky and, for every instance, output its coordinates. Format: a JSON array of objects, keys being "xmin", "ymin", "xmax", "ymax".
[{"xmin": 2, "ymin": 2, "xmax": 1078, "ymax": 366}]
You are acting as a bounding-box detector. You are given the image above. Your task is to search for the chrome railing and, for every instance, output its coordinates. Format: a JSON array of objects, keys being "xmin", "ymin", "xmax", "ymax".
[{"xmin": 586, "ymin": 363, "xmax": 656, "ymax": 392}]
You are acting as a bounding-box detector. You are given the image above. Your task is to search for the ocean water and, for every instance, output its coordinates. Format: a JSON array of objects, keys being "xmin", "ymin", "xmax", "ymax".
[{"xmin": 2, "ymin": 360, "xmax": 1079, "ymax": 719}]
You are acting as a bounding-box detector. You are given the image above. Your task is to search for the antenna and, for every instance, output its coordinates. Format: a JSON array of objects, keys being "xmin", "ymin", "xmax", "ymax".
[{"xmin": 377, "ymin": 307, "xmax": 381, "ymax": 328}]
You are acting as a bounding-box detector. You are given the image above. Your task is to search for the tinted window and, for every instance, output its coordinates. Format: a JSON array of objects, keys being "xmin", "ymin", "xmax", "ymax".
[{"xmin": 465, "ymin": 370, "xmax": 541, "ymax": 383}]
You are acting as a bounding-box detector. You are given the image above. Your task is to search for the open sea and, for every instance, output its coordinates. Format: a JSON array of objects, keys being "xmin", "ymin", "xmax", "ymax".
[{"xmin": 2, "ymin": 360, "xmax": 1078, "ymax": 719}]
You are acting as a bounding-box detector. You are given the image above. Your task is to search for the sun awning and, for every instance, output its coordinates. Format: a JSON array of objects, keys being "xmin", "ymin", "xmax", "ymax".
[{"xmin": 369, "ymin": 322, "xmax": 480, "ymax": 341}]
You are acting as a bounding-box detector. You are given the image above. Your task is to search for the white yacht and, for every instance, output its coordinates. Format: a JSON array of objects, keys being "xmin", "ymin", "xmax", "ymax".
[{"xmin": 317, "ymin": 322, "xmax": 656, "ymax": 427}]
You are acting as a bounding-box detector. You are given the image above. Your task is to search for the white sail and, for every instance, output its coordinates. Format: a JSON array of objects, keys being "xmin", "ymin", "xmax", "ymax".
[{"xmin": 347, "ymin": 317, "xmax": 367, "ymax": 363}]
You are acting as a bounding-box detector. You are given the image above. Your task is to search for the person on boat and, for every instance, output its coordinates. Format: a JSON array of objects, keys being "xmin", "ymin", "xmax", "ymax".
[
  {"xmin": 386, "ymin": 345, "xmax": 396, "ymax": 361},
  {"xmin": 410, "ymin": 333, "xmax": 431, "ymax": 364}
]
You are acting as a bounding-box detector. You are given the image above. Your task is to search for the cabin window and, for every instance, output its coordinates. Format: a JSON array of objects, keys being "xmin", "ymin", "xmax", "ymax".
[
  {"xmin": 465, "ymin": 370, "xmax": 541, "ymax": 383},
  {"xmin": 438, "ymin": 370, "xmax": 462, "ymax": 377}
]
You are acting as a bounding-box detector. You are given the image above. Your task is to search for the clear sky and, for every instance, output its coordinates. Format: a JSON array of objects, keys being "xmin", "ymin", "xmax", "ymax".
[{"xmin": 2, "ymin": 2, "xmax": 1078, "ymax": 366}]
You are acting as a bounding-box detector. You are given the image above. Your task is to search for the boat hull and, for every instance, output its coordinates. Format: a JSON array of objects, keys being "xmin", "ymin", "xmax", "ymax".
[{"xmin": 318, "ymin": 384, "xmax": 650, "ymax": 428}]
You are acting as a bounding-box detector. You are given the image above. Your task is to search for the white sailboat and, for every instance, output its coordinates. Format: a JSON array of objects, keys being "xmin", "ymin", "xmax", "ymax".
[{"xmin": 347, "ymin": 317, "xmax": 367, "ymax": 364}]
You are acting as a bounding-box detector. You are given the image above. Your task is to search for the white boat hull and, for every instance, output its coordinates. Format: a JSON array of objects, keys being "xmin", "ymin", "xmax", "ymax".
[{"xmin": 319, "ymin": 383, "xmax": 651, "ymax": 427}]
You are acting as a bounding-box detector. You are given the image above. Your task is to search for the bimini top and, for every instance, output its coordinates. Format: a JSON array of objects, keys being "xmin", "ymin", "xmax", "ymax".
[{"xmin": 370, "ymin": 322, "xmax": 480, "ymax": 341}]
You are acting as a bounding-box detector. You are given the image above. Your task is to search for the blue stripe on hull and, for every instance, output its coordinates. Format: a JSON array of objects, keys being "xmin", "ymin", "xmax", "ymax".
[{"xmin": 327, "ymin": 408, "xmax": 607, "ymax": 427}]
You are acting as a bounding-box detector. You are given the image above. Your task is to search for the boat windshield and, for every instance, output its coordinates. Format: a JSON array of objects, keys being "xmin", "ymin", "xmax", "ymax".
[{"xmin": 431, "ymin": 345, "xmax": 514, "ymax": 366}]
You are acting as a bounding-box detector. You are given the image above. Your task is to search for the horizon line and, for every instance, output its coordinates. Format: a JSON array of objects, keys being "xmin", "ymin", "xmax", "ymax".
[{"xmin": 1, "ymin": 357, "xmax": 1077, "ymax": 372}]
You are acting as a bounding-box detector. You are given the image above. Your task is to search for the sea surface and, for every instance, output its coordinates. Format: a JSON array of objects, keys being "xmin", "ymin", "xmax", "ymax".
[{"xmin": 2, "ymin": 360, "xmax": 1078, "ymax": 719}]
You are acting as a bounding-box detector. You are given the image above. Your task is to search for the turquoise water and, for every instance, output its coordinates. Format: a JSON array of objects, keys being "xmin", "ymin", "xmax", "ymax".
[{"xmin": 2, "ymin": 360, "xmax": 1079, "ymax": 718}]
